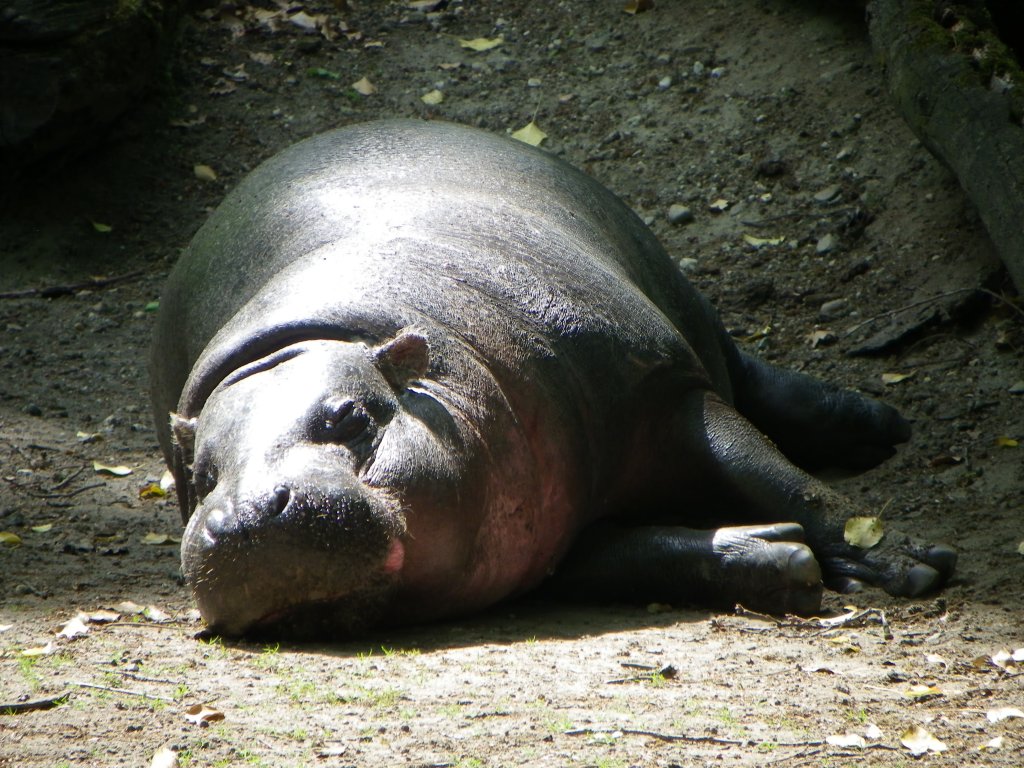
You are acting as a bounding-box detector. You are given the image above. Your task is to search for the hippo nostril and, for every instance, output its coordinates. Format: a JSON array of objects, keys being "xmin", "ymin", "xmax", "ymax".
[
  {"xmin": 204, "ymin": 507, "xmax": 234, "ymax": 540},
  {"xmin": 270, "ymin": 485, "xmax": 291, "ymax": 517}
]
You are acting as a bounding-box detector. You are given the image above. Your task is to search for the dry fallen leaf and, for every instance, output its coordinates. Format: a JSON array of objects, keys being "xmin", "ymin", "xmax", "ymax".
[
  {"xmin": 144, "ymin": 605, "xmax": 172, "ymax": 623},
  {"xmin": 21, "ymin": 642, "xmax": 57, "ymax": 657},
  {"xmin": 142, "ymin": 532, "xmax": 178, "ymax": 545},
  {"xmin": 708, "ymin": 198, "xmax": 730, "ymax": 212},
  {"xmin": 91, "ymin": 221, "xmax": 113, "ymax": 233},
  {"xmin": 139, "ymin": 483, "xmax": 167, "ymax": 500},
  {"xmin": 185, "ymin": 703, "xmax": 225, "ymax": 726},
  {"xmin": 995, "ymin": 436, "xmax": 1019, "ymax": 448},
  {"xmin": 0, "ymin": 531, "xmax": 22, "ymax": 548},
  {"xmin": 980, "ymin": 735, "xmax": 1004, "ymax": 751},
  {"xmin": 826, "ymin": 733, "xmax": 865, "ymax": 748},
  {"xmin": 420, "ymin": 89, "xmax": 444, "ymax": 105},
  {"xmin": 151, "ymin": 745, "xmax": 179, "ymax": 768},
  {"xmin": 57, "ymin": 614, "xmax": 90, "ymax": 639},
  {"xmin": 924, "ymin": 653, "xmax": 948, "ymax": 669},
  {"xmin": 351, "ymin": 76, "xmax": 376, "ymax": 95},
  {"xmin": 807, "ymin": 328, "xmax": 837, "ymax": 348},
  {"xmin": 510, "ymin": 120, "xmax": 547, "ymax": 147},
  {"xmin": 904, "ymin": 683, "xmax": 943, "ymax": 699},
  {"xmin": 193, "ymin": 164, "xmax": 218, "ymax": 182},
  {"xmin": 987, "ymin": 706, "xmax": 1024, "ymax": 722},
  {"xmin": 900, "ymin": 724, "xmax": 947, "ymax": 755},
  {"xmin": 459, "ymin": 36, "xmax": 503, "ymax": 52},
  {"xmin": 623, "ymin": 0, "xmax": 655, "ymax": 14},
  {"xmin": 844, "ymin": 516, "xmax": 883, "ymax": 549},
  {"xmin": 93, "ymin": 461, "xmax": 132, "ymax": 476},
  {"xmin": 742, "ymin": 234, "xmax": 784, "ymax": 248},
  {"xmin": 881, "ymin": 371, "xmax": 915, "ymax": 385}
]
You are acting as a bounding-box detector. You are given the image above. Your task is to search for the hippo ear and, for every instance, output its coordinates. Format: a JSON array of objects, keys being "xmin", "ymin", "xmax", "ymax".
[
  {"xmin": 170, "ymin": 413, "xmax": 198, "ymax": 522},
  {"xmin": 374, "ymin": 330, "xmax": 430, "ymax": 391}
]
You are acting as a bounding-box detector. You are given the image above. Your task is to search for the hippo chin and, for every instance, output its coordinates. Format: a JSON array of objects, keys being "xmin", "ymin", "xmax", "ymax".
[{"xmin": 150, "ymin": 119, "xmax": 955, "ymax": 639}]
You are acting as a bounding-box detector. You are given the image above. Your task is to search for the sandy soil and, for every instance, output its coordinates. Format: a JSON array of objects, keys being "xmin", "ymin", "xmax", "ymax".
[{"xmin": 1, "ymin": 1, "xmax": 1023, "ymax": 766}]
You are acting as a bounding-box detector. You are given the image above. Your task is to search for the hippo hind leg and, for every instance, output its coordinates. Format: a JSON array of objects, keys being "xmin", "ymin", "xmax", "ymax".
[
  {"xmin": 549, "ymin": 521, "xmax": 824, "ymax": 616},
  {"xmin": 730, "ymin": 351, "xmax": 911, "ymax": 473},
  {"xmin": 666, "ymin": 390, "xmax": 954, "ymax": 603},
  {"xmin": 556, "ymin": 389, "xmax": 954, "ymax": 614}
]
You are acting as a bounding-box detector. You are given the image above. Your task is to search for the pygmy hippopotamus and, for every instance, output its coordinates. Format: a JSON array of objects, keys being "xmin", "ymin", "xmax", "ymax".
[{"xmin": 150, "ymin": 119, "xmax": 955, "ymax": 638}]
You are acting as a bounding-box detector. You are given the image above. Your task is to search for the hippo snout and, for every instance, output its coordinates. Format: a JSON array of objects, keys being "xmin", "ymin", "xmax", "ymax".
[{"xmin": 181, "ymin": 478, "xmax": 406, "ymax": 638}]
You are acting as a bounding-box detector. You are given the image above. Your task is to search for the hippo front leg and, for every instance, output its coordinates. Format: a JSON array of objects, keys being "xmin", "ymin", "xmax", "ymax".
[
  {"xmin": 667, "ymin": 391, "xmax": 955, "ymax": 601},
  {"xmin": 549, "ymin": 521, "xmax": 824, "ymax": 615}
]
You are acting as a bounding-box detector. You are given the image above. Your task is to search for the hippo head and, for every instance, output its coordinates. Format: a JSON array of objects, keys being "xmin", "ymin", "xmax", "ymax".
[{"xmin": 171, "ymin": 330, "xmax": 484, "ymax": 638}]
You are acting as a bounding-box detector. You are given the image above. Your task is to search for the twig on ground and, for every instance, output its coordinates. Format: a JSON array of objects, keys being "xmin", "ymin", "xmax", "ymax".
[
  {"xmin": 0, "ymin": 690, "xmax": 72, "ymax": 714},
  {"xmin": 0, "ymin": 271, "xmax": 144, "ymax": 300},
  {"xmin": 70, "ymin": 681, "xmax": 175, "ymax": 702}
]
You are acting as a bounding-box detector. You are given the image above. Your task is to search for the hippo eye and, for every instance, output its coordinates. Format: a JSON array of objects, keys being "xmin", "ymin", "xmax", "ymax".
[
  {"xmin": 319, "ymin": 398, "xmax": 371, "ymax": 443},
  {"xmin": 193, "ymin": 461, "xmax": 217, "ymax": 500}
]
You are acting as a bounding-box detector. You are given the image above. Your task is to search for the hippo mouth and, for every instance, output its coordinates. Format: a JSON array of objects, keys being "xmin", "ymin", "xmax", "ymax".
[{"xmin": 182, "ymin": 484, "xmax": 408, "ymax": 638}]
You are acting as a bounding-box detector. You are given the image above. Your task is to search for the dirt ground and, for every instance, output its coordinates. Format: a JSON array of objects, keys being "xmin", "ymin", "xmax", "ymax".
[{"xmin": 2, "ymin": 0, "xmax": 1023, "ymax": 765}]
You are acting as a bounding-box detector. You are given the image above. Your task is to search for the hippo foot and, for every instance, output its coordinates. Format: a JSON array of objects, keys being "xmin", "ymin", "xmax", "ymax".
[
  {"xmin": 820, "ymin": 531, "xmax": 957, "ymax": 598},
  {"xmin": 547, "ymin": 521, "xmax": 824, "ymax": 616}
]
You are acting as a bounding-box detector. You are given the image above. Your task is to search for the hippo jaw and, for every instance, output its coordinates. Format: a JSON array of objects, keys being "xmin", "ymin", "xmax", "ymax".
[{"xmin": 181, "ymin": 475, "xmax": 408, "ymax": 638}]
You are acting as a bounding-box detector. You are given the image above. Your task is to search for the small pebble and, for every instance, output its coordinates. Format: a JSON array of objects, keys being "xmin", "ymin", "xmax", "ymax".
[
  {"xmin": 657, "ymin": 76, "xmax": 672, "ymax": 90},
  {"xmin": 692, "ymin": 61, "xmax": 705, "ymax": 76},
  {"xmin": 816, "ymin": 233, "xmax": 837, "ymax": 254},
  {"xmin": 677, "ymin": 257, "xmax": 699, "ymax": 275},
  {"xmin": 814, "ymin": 185, "xmax": 842, "ymax": 204},
  {"xmin": 819, "ymin": 298, "xmax": 849, "ymax": 320},
  {"xmin": 667, "ymin": 204, "xmax": 694, "ymax": 224},
  {"xmin": 24, "ymin": 403, "xmax": 42, "ymax": 417}
]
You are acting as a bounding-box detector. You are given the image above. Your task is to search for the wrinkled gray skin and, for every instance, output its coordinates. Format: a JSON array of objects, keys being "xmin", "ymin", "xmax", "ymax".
[{"xmin": 150, "ymin": 119, "xmax": 955, "ymax": 639}]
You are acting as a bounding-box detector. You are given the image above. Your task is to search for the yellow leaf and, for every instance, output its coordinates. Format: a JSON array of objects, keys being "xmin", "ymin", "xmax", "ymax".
[
  {"xmin": 511, "ymin": 120, "xmax": 547, "ymax": 147},
  {"xmin": 94, "ymin": 461, "xmax": 132, "ymax": 476},
  {"xmin": 142, "ymin": 532, "xmax": 178, "ymax": 546},
  {"xmin": 31, "ymin": 524, "xmax": 53, "ymax": 533},
  {"xmin": 709, "ymin": 198, "xmax": 730, "ymax": 212},
  {"xmin": 91, "ymin": 221, "xmax": 113, "ymax": 233},
  {"xmin": 139, "ymin": 483, "xmax": 167, "ymax": 500},
  {"xmin": 420, "ymin": 89, "xmax": 444, "ymax": 105},
  {"xmin": 995, "ymin": 436, "xmax": 1019, "ymax": 447},
  {"xmin": 351, "ymin": 76, "xmax": 376, "ymax": 95},
  {"xmin": 0, "ymin": 531, "xmax": 22, "ymax": 548},
  {"xmin": 900, "ymin": 725, "xmax": 946, "ymax": 755},
  {"xmin": 844, "ymin": 516, "xmax": 883, "ymax": 549},
  {"xmin": 881, "ymin": 371, "xmax": 914, "ymax": 385},
  {"xmin": 743, "ymin": 234, "xmax": 784, "ymax": 248},
  {"xmin": 904, "ymin": 683, "xmax": 942, "ymax": 698},
  {"xmin": 623, "ymin": 0, "xmax": 655, "ymax": 14},
  {"xmin": 21, "ymin": 642, "xmax": 57, "ymax": 657},
  {"xmin": 193, "ymin": 164, "xmax": 218, "ymax": 182},
  {"xmin": 1018, "ymin": 541, "xmax": 1024, "ymax": 555},
  {"xmin": 458, "ymin": 36, "xmax": 503, "ymax": 52}
]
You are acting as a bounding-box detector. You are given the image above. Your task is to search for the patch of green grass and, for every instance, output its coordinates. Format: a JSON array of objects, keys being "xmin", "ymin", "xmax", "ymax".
[
  {"xmin": 17, "ymin": 655, "xmax": 42, "ymax": 690},
  {"xmin": 252, "ymin": 643, "xmax": 281, "ymax": 671}
]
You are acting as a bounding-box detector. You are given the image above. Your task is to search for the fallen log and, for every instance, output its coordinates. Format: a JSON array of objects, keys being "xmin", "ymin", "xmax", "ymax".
[{"xmin": 867, "ymin": 0, "xmax": 1024, "ymax": 294}]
